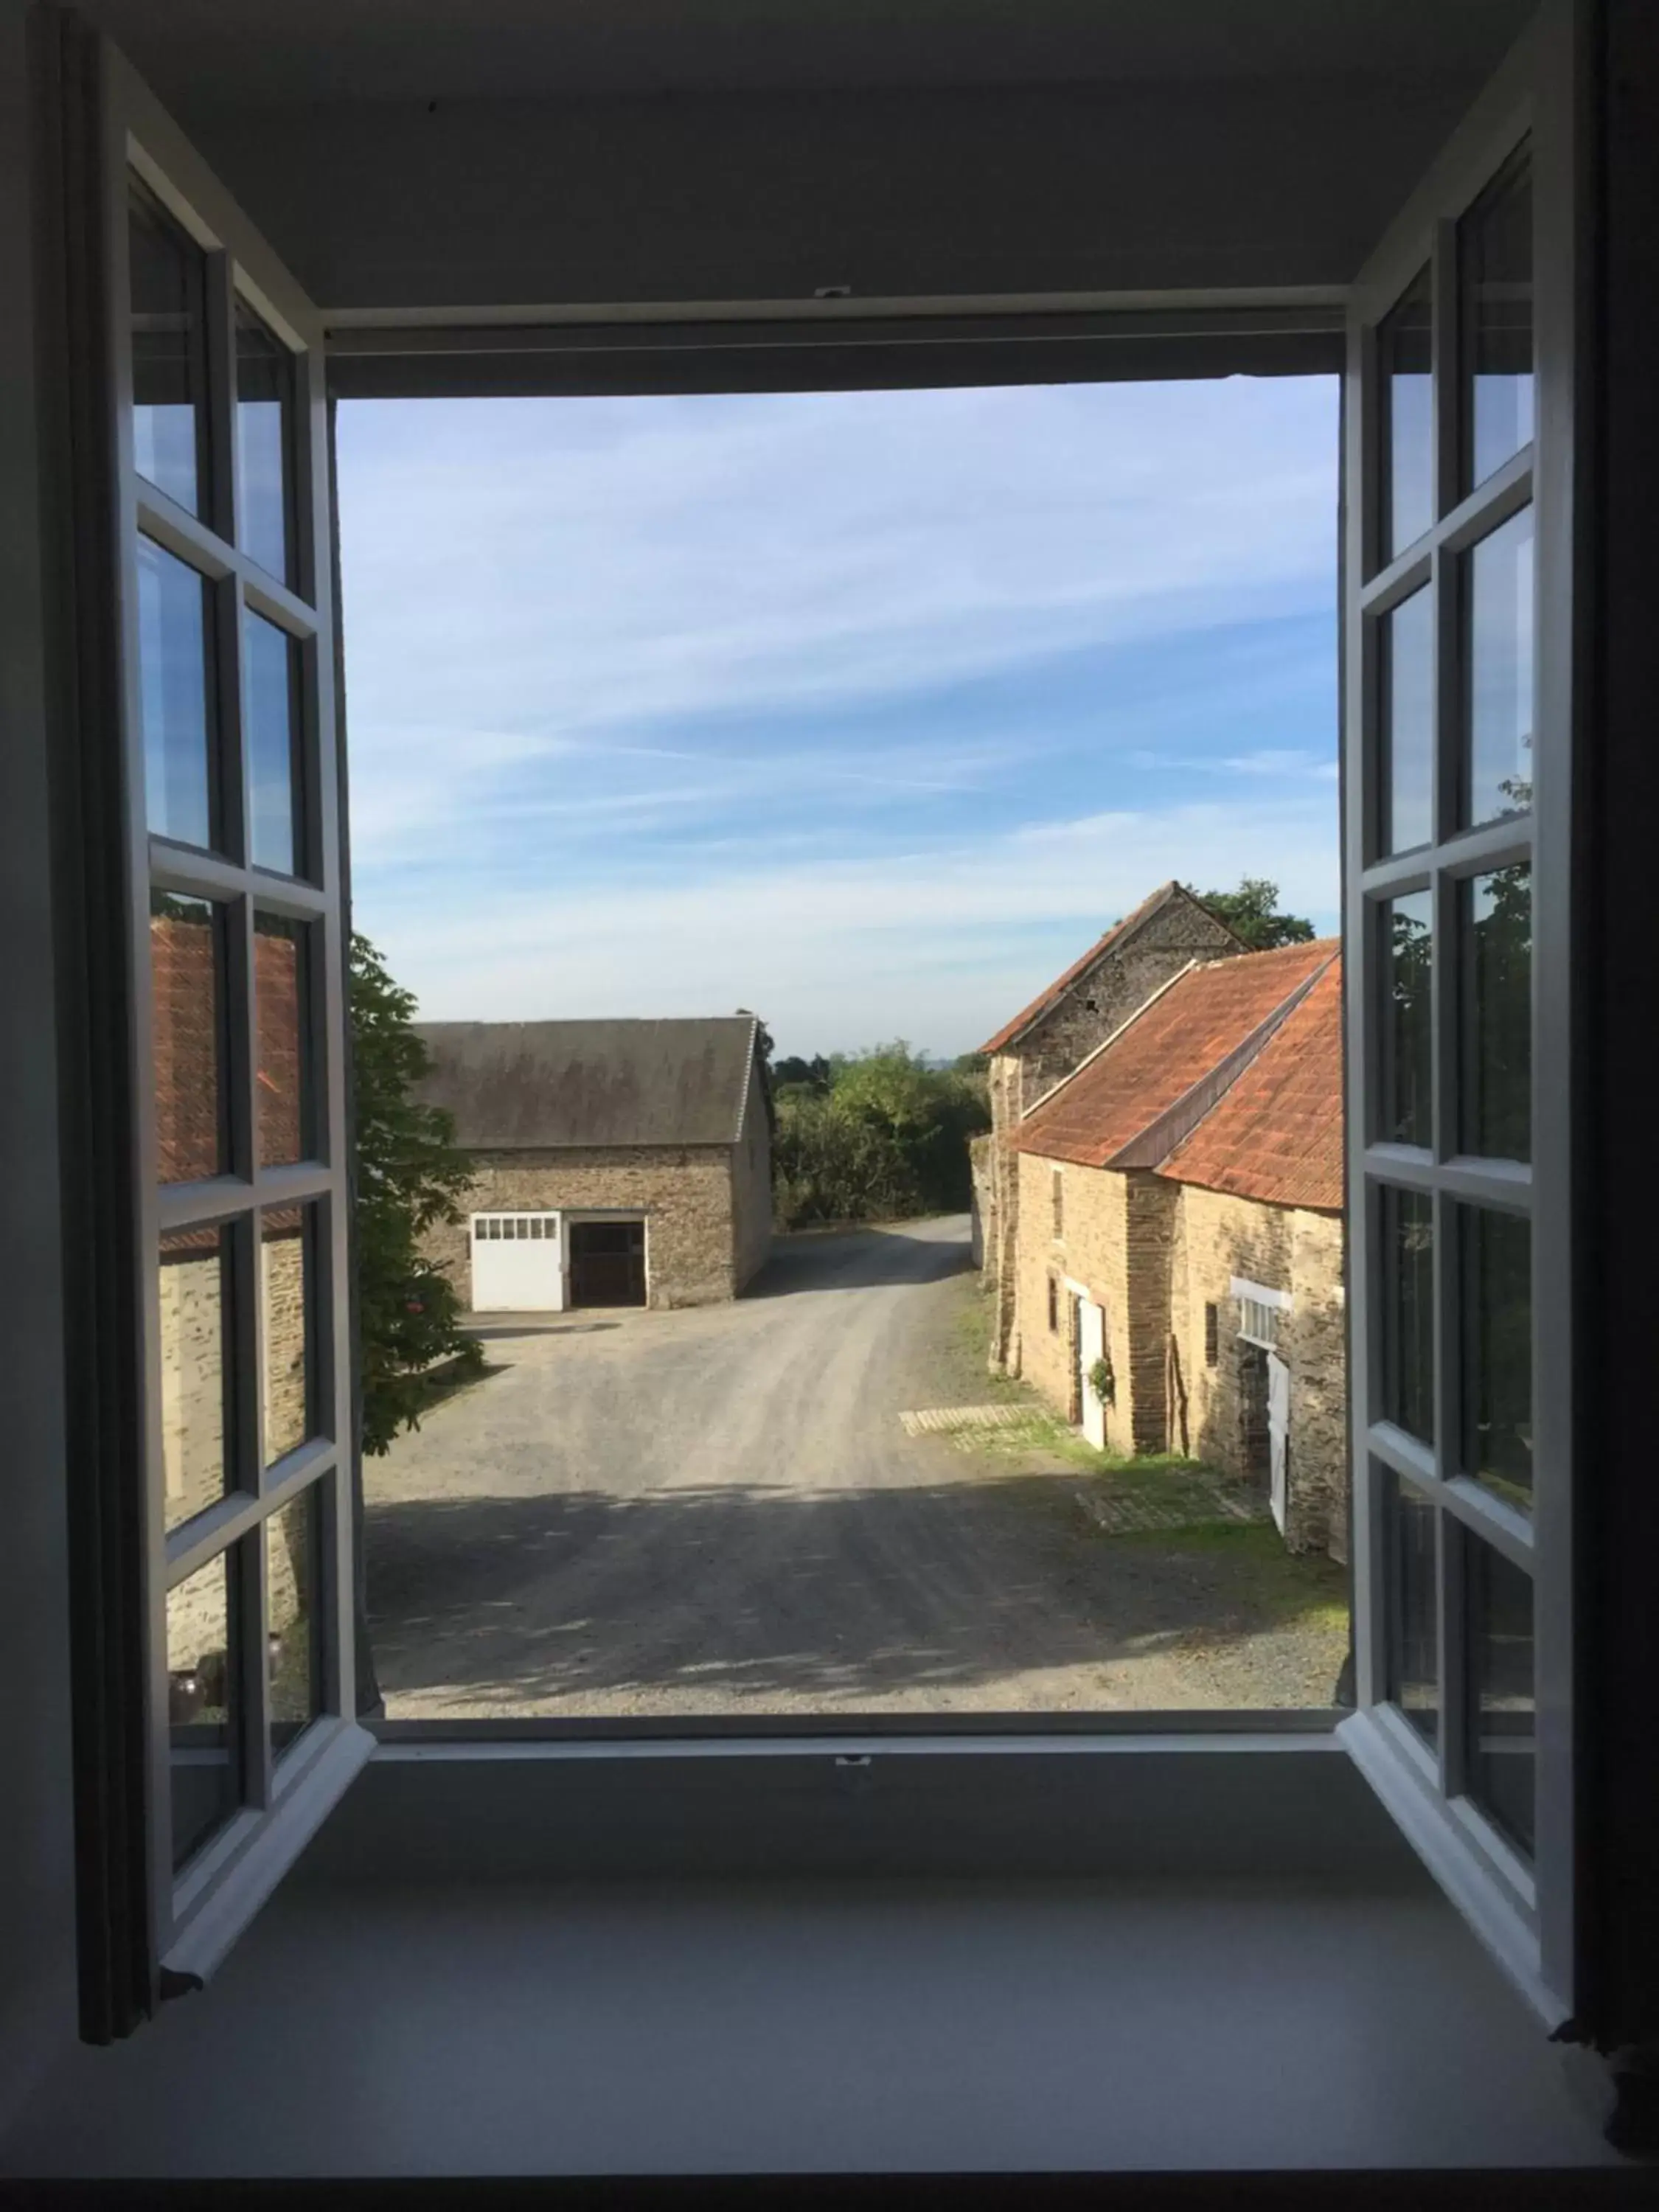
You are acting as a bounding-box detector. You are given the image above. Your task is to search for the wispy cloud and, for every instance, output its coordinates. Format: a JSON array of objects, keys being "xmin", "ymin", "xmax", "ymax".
[{"xmin": 336, "ymin": 378, "xmax": 1340, "ymax": 1054}]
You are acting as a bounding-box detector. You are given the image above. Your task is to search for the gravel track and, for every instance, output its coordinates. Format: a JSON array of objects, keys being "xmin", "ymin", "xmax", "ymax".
[{"xmin": 365, "ymin": 1216, "xmax": 1348, "ymax": 1719}]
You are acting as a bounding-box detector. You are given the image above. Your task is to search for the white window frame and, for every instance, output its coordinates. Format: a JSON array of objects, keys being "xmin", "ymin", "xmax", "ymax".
[
  {"xmin": 52, "ymin": 0, "xmax": 1599, "ymax": 2053},
  {"xmin": 1336, "ymin": 2, "xmax": 1578, "ymax": 2026},
  {"xmin": 60, "ymin": 31, "xmax": 372, "ymax": 2028},
  {"xmin": 1231, "ymin": 1277, "xmax": 1291, "ymax": 1352}
]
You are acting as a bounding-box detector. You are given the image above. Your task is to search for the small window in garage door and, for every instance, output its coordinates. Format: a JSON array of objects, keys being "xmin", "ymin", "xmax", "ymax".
[{"xmin": 469, "ymin": 1214, "xmax": 563, "ymax": 1311}]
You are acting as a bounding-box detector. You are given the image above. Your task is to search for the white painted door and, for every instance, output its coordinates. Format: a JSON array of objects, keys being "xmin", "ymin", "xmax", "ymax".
[
  {"xmin": 1078, "ymin": 1300, "xmax": 1107, "ymax": 1450},
  {"xmin": 1267, "ymin": 1351, "xmax": 1290, "ymax": 1534},
  {"xmin": 470, "ymin": 1213, "xmax": 565, "ymax": 1310}
]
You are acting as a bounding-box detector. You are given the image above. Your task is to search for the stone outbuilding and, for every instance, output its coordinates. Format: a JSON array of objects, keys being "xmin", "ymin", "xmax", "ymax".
[
  {"xmin": 976, "ymin": 882, "xmax": 1246, "ymax": 1373},
  {"xmin": 414, "ymin": 1016, "xmax": 773, "ymax": 1312},
  {"xmin": 1011, "ymin": 939, "xmax": 1348, "ymax": 1558}
]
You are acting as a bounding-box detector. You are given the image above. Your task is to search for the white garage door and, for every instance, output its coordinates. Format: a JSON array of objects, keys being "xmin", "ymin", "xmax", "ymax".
[{"xmin": 470, "ymin": 1213, "xmax": 565, "ymax": 1311}]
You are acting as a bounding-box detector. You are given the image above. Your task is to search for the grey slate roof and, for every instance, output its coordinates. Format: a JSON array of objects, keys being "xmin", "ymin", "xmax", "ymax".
[{"xmin": 413, "ymin": 1017, "xmax": 762, "ymax": 1150}]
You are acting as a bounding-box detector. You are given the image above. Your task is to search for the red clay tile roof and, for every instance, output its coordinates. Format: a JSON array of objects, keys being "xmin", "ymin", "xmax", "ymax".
[
  {"xmin": 1161, "ymin": 956, "xmax": 1345, "ymax": 1212},
  {"xmin": 1015, "ymin": 938, "xmax": 1338, "ymax": 1172},
  {"xmin": 977, "ymin": 881, "xmax": 1189, "ymax": 1057}
]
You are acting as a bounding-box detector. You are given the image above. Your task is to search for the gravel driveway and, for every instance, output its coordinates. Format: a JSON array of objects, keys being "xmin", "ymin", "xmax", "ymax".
[{"xmin": 364, "ymin": 1215, "xmax": 1348, "ymax": 1719}]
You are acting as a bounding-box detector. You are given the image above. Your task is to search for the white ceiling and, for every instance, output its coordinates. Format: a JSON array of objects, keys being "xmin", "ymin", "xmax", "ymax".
[{"xmin": 86, "ymin": 0, "xmax": 1534, "ymax": 105}]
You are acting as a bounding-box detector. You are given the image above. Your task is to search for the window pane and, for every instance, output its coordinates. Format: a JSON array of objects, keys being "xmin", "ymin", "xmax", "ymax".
[
  {"xmin": 254, "ymin": 914, "xmax": 313, "ymax": 1166},
  {"xmin": 1385, "ymin": 1472, "xmax": 1439, "ymax": 1746},
  {"xmin": 1380, "ymin": 263, "xmax": 1433, "ymax": 559},
  {"xmin": 1382, "ymin": 891, "xmax": 1432, "ymax": 1146},
  {"xmin": 262, "ymin": 1205, "xmax": 316, "ymax": 1464},
  {"xmin": 236, "ymin": 303, "xmax": 297, "ymax": 586},
  {"xmin": 167, "ymin": 1547, "xmax": 242, "ymax": 1870},
  {"xmin": 128, "ymin": 182, "xmax": 208, "ymax": 516},
  {"xmin": 1380, "ymin": 1185, "xmax": 1433, "ymax": 1446},
  {"xmin": 268, "ymin": 1484, "xmax": 324, "ymax": 1756},
  {"xmin": 1461, "ymin": 864, "xmax": 1531, "ymax": 1161},
  {"xmin": 1460, "ymin": 1206, "xmax": 1531, "ymax": 1510},
  {"xmin": 137, "ymin": 536, "xmax": 218, "ymax": 850},
  {"xmin": 245, "ymin": 612, "xmax": 304, "ymax": 874},
  {"xmin": 1379, "ymin": 586, "xmax": 1433, "ymax": 855},
  {"xmin": 1464, "ymin": 505, "xmax": 1534, "ymax": 827},
  {"xmin": 1466, "ymin": 1536, "xmax": 1535, "ymax": 1857},
  {"xmin": 1462, "ymin": 145, "xmax": 1534, "ymax": 493},
  {"xmin": 159, "ymin": 1224, "xmax": 235, "ymax": 1532},
  {"xmin": 150, "ymin": 892, "xmax": 228, "ymax": 1183}
]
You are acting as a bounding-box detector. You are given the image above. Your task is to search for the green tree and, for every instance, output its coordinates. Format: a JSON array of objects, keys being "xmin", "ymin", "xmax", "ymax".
[
  {"xmin": 1191, "ymin": 875, "xmax": 1316, "ymax": 950},
  {"xmin": 350, "ymin": 934, "xmax": 482, "ymax": 1456},
  {"xmin": 771, "ymin": 1042, "xmax": 990, "ymax": 1228}
]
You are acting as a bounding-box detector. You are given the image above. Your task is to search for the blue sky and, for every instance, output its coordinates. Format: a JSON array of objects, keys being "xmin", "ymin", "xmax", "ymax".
[{"xmin": 335, "ymin": 378, "xmax": 1340, "ymax": 1059}]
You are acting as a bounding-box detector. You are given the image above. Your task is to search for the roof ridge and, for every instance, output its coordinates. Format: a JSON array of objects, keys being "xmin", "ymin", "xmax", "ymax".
[
  {"xmin": 731, "ymin": 1015, "xmax": 761, "ymax": 1146},
  {"xmin": 1158, "ymin": 955, "xmax": 1345, "ymax": 1210},
  {"xmin": 1118, "ymin": 950, "xmax": 1338, "ymax": 1172}
]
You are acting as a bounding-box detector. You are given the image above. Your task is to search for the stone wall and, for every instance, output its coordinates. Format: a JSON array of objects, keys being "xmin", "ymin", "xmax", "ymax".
[
  {"xmin": 1014, "ymin": 1152, "xmax": 1182, "ymax": 1456},
  {"xmin": 728, "ymin": 1056, "xmax": 774, "ymax": 1292},
  {"xmin": 967, "ymin": 1133, "xmax": 991, "ymax": 1267},
  {"xmin": 1019, "ymin": 897, "xmax": 1245, "ymax": 1105},
  {"xmin": 1166, "ymin": 1182, "xmax": 1348, "ymax": 1559},
  {"xmin": 982, "ymin": 891, "xmax": 1244, "ymax": 1372},
  {"xmin": 425, "ymin": 1145, "xmax": 742, "ymax": 1309}
]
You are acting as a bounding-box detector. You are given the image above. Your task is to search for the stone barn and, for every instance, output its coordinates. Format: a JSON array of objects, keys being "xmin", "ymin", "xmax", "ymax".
[
  {"xmin": 414, "ymin": 1016, "xmax": 773, "ymax": 1312},
  {"xmin": 1010, "ymin": 940, "xmax": 1348, "ymax": 1559},
  {"xmin": 976, "ymin": 882, "xmax": 1246, "ymax": 1372}
]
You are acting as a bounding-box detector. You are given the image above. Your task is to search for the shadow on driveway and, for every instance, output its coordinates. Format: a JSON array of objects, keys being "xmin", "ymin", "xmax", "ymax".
[
  {"xmin": 744, "ymin": 1222, "xmax": 972, "ymax": 1301},
  {"xmin": 366, "ymin": 1471, "xmax": 1346, "ymax": 1710}
]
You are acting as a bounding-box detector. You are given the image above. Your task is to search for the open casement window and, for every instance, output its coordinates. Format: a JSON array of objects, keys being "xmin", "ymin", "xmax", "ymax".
[
  {"xmin": 1338, "ymin": 1, "xmax": 1579, "ymax": 2026},
  {"xmin": 52, "ymin": 24, "xmax": 372, "ymax": 2035}
]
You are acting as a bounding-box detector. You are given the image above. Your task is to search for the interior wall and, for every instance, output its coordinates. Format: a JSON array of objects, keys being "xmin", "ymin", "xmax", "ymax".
[
  {"xmin": 0, "ymin": 0, "xmax": 79, "ymax": 2139},
  {"xmin": 162, "ymin": 77, "xmax": 1486, "ymax": 316}
]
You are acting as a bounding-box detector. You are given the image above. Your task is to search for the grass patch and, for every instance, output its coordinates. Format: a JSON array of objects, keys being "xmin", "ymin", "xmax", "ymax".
[{"xmin": 1113, "ymin": 1518, "xmax": 1352, "ymax": 1632}]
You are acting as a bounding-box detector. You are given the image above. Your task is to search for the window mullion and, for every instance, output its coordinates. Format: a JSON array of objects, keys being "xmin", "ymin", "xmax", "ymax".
[
  {"xmin": 204, "ymin": 247, "xmax": 237, "ymax": 553},
  {"xmin": 1430, "ymin": 216, "xmax": 1461, "ymax": 532}
]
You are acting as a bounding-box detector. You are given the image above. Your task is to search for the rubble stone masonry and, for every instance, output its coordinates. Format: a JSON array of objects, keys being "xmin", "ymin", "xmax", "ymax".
[
  {"xmin": 1166, "ymin": 1183, "xmax": 1348, "ymax": 1559},
  {"xmin": 425, "ymin": 1145, "xmax": 745, "ymax": 1310},
  {"xmin": 982, "ymin": 891, "xmax": 1242, "ymax": 1371},
  {"xmin": 1014, "ymin": 1153, "xmax": 1178, "ymax": 1455}
]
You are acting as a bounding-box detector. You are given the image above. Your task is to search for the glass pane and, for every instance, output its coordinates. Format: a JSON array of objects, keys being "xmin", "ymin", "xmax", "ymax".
[
  {"xmin": 236, "ymin": 303, "xmax": 297, "ymax": 586},
  {"xmin": 150, "ymin": 892, "xmax": 228, "ymax": 1183},
  {"xmin": 1460, "ymin": 1206, "xmax": 1531, "ymax": 1509},
  {"xmin": 245, "ymin": 612, "xmax": 304, "ymax": 874},
  {"xmin": 159, "ymin": 1224, "xmax": 235, "ymax": 1532},
  {"xmin": 1382, "ymin": 891, "xmax": 1432, "ymax": 1147},
  {"xmin": 1380, "ymin": 1185, "xmax": 1433, "ymax": 1446},
  {"xmin": 262, "ymin": 1205, "xmax": 314, "ymax": 1464},
  {"xmin": 1462, "ymin": 145, "xmax": 1534, "ymax": 492},
  {"xmin": 1461, "ymin": 864, "xmax": 1531, "ymax": 1161},
  {"xmin": 137, "ymin": 536, "xmax": 218, "ymax": 851},
  {"xmin": 1379, "ymin": 586, "xmax": 1433, "ymax": 855},
  {"xmin": 1464, "ymin": 505, "xmax": 1534, "ymax": 827},
  {"xmin": 268, "ymin": 1484, "xmax": 324, "ymax": 1756},
  {"xmin": 1385, "ymin": 1472, "xmax": 1439, "ymax": 1746},
  {"xmin": 1466, "ymin": 1536, "xmax": 1535, "ymax": 1856},
  {"xmin": 167, "ymin": 1547, "xmax": 242, "ymax": 1870},
  {"xmin": 128, "ymin": 182, "xmax": 208, "ymax": 516},
  {"xmin": 254, "ymin": 914, "xmax": 312, "ymax": 1166},
  {"xmin": 1380, "ymin": 263, "xmax": 1434, "ymax": 559}
]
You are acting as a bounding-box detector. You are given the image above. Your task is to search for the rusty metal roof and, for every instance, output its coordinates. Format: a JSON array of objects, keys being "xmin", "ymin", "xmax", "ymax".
[
  {"xmin": 1015, "ymin": 939, "xmax": 1338, "ymax": 1173},
  {"xmin": 1160, "ymin": 956, "xmax": 1345, "ymax": 1211},
  {"xmin": 413, "ymin": 1016, "xmax": 762, "ymax": 1150}
]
